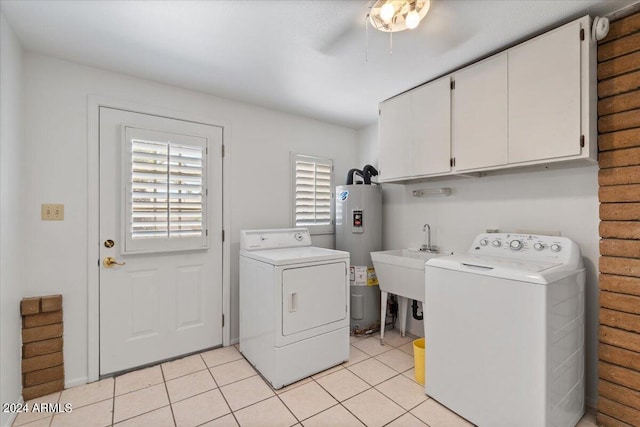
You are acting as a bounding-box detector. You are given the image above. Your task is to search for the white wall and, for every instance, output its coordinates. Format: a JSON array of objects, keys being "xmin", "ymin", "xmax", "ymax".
[
  {"xmin": 22, "ymin": 53, "xmax": 358, "ymax": 387},
  {"xmin": 1, "ymin": 13, "xmax": 25, "ymax": 427},
  {"xmin": 358, "ymin": 123, "xmax": 600, "ymax": 406},
  {"xmin": 357, "ymin": 123, "xmax": 378, "ymax": 168}
]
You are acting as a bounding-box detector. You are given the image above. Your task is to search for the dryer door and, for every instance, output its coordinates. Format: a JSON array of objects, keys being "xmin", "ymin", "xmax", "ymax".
[{"xmin": 282, "ymin": 262, "xmax": 348, "ymax": 336}]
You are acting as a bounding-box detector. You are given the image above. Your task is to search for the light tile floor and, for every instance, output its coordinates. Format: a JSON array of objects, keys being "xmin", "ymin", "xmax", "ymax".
[{"xmin": 13, "ymin": 330, "xmax": 598, "ymax": 427}]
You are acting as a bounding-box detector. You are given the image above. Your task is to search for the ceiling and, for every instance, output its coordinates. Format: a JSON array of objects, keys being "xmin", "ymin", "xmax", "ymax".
[{"xmin": 1, "ymin": 0, "xmax": 637, "ymax": 129}]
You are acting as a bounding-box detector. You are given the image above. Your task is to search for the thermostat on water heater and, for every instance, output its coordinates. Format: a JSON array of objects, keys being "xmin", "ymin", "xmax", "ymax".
[{"xmin": 352, "ymin": 209, "xmax": 364, "ymax": 233}]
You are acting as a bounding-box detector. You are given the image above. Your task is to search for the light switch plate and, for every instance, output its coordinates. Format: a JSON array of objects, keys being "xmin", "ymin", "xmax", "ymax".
[{"xmin": 41, "ymin": 204, "xmax": 64, "ymax": 221}]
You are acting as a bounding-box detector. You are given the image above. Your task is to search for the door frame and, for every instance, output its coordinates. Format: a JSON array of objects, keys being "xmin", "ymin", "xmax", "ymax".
[{"xmin": 87, "ymin": 96, "xmax": 231, "ymax": 382}]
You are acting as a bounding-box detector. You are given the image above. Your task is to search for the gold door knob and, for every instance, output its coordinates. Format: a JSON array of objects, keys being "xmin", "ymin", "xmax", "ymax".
[{"xmin": 103, "ymin": 257, "xmax": 126, "ymax": 268}]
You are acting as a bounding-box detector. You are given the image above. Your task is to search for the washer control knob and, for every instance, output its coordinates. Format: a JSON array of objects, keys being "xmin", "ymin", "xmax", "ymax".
[
  {"xmin": 534, "ymin": 243, "xmax": 544, "ymax": 251},
  {"xmin": 492, "ymin": 240, "xmax": 501, "ymax": 247},
  {"xmin": 294, "ymin": 232, "xmax": 304, "ymax": 241},
  {"xmin": 550, "ymin": 244, "xmax": 561, "ymax": 253},
  {"xmin": 479, "ymin": 239, "xmax": 489, "ymax": 246},
  {"xmin": 510, "ymin": 240, "xmax": 523, "ymax": 250}
]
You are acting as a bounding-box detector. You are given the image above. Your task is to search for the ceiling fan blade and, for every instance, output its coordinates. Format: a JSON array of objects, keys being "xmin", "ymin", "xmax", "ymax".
[{"xmin": 313, "ymin": 3, "xmax": 371, "ymax": 56}]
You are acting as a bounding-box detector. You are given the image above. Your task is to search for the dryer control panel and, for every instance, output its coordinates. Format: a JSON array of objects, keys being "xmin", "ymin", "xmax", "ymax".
[
  {"xmin": 241, "ymin": 228, "xmax": 312, "ymax": 250},
  {"xmin": 470, "ymin": 233, "xmax": 577, "ymax": 263}
]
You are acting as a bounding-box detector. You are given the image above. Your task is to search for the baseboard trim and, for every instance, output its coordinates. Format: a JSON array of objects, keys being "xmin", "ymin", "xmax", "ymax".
[{"xmin": 64, "ymin": 376, "xmax": 88, "ymax": 389}]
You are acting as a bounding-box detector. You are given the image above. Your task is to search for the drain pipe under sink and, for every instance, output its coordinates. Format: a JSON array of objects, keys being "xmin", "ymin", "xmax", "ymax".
[{"xmin": 412, "ymin": 300, "xmax": 423, "ymax": 320}]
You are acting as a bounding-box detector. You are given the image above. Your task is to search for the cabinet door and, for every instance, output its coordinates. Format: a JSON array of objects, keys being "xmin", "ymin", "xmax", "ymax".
[
  {"xmin": 508, "ymin": 21, "xmax": 582, "ymax": 164},
  {"xmin": 453, "ymin": 54, "xmax": 508, "ymax": 171},
  {"xmin": 411, "ymin": 77, "xmax": 451, "ymax": 176},
  {"xmin": 379, "ymin": 91, "xmax": 412, "ymax": 181}
]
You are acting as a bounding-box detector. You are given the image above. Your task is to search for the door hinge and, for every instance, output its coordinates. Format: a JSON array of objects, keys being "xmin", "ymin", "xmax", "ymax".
[
  {"xmin": 222, "ymin": 314, "xmax": 225, "ymax": 327},
  {"xmin": 450, "ymin": 157, "xmax": 456, "ymax": 167},
  {"xmin": 580, "ymin": 28, "xmax": 585, "ymax": 41},
  {"xmin": 206, "ymin": 147, "xmax": 208, "ymax": 155},
  {"xmin": 378, "ymin": 109, "xmax": 381, "ymax": 116},
  {"xmin": 97, "ymin": 258, "xmax": 100, "ymax": 267},
  {"xmin": 222, "ymin": 230, "xmax": 225, "ymax": 242},
  {"xmin": 221, "ymin": 145, "xmax": 225, "ymax": 157},
  {"xmin": 206, "ymin": 229, "xmax": 209, "ymax": 236},
  {"xmin": 580, "ymin": 135, "xmax": 585, "ymax": 148},
  {"xmin": 450, "ymin": 80, "xmax": 455, "ymax": 90}
]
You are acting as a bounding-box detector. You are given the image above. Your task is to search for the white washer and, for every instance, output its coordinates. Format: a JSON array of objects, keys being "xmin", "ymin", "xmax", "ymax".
[
  {"xmin": 425, "ymin": 233, "xmax": 585, "ymax": 427},
  {"xmin": 239, "ymin": 228, "xmax": 350, "ymax": 389}
]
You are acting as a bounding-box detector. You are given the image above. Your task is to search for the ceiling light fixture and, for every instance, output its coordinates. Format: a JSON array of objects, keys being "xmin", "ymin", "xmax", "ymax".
[
  {"xmin": 365, "ymin": 0, "xmax": 430, "ymax": 57},
  {"xmin": 369, "ymin": 0, "xmax": 431, "ymax": 33}
]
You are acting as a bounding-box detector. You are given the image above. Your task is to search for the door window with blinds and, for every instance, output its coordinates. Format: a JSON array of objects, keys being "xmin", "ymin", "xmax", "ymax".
[
  {"xmin": 123, "ymin": 126, "xmax": 208, "ymax": 253},
  {"xmin": 292, "ymin": 154, "xmax": 334, "ymax": 234}
]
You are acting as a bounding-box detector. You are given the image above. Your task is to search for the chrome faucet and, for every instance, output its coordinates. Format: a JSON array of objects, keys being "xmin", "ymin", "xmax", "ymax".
[{"xmin": 420, "ymin": 224, "xmax": 438, "ymax": 253}]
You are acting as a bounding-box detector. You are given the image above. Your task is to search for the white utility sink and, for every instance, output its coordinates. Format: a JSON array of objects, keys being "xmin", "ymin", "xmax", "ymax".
[
  {"xmin": 371, "ymin": 249, "xmax": 445, "ymax": 300},
  {"xmin": 371, "ymin": 248, "xmax": 451, "ymax": 343}
]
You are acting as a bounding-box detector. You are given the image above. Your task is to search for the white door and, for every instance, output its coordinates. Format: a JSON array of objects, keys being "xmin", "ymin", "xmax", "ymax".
[
  {"xmin": 411, "ymin": 76, "xmax": 451, "ymax": 176},
  {"xmin": 508, "ymin": 20, "xmax": 582, "ymax": 164},
  {"xmin": 281, "ymin": 262, "xmax": 347, "ymax": 336},
  {"xmin": 452, "ymin": 53, "xmax": 508, "ymax": 171},
  {"xmin": 379, "ymin": 91, "xmax": 412, "ymax": 181},
  {"xmin": 99, "ymin": 107, "xmax": 223, "ymax": 375}
]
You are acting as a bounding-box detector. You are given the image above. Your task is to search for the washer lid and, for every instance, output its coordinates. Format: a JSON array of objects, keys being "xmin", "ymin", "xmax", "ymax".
[
  {"xmin": 426, "ymin": 254, "xmax": 567, "ymax": 284},
  {"xmin": 240, "ymin": 246, "xmax": 349, "ymax": 266}
]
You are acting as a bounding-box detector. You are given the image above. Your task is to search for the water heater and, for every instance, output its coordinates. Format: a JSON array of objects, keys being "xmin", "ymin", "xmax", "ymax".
[{"xmin": 336, "ymin": 173, "xmax": 382, "ymax": 334}]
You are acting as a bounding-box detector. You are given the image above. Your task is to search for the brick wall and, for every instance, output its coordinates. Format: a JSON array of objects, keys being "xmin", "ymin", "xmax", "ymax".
[
  {"xmin": 598, "ymin": 11, "xmax": 640, "ymax": 427},
  {"xmin": 20, "ymin": 295, "xmax": 64, "ymax": 401}
]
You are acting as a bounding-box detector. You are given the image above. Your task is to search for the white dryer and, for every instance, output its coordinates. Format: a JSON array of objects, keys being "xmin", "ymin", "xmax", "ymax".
[
  {"xmin": 425, "ymin": 233, "xmax": 585, "ymax": 427},
  {"xmin": 239, "ymin": 228, "xmax": 350, "ymax": 389}
]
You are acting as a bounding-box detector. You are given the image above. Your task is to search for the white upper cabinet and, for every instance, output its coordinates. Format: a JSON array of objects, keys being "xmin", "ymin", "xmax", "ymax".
[
  {"xmin": 411, "ymin": 77, "xmax": 452, "ymax": 176},
  {"xmin": 377, "ymin": 16, "xmax": 594, "ymax": 183},
  {"xmin": 379, "ymin": 91, "xmax": 412, "ymax": 181},
  {"xmin": 379, "ymin": 77, "xmax": 451, "ymax": 182},
  {"xmin": 508, "ymin": 20, "xmax": 583, "ymax": 164},
  {"xmin": 452, "ymin": 53, "xmax": 508, "ymax": 172}
]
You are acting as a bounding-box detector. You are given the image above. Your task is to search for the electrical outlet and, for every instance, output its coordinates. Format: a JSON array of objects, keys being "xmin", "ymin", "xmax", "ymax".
[{"xmin": 41, "ymin": 204, "xmax": 64, "ymax": 221}]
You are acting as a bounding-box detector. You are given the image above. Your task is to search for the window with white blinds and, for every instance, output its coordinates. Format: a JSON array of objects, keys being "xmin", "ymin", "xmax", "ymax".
[
  {"xmin": 123, "ymin": 126, "xmax": 208, "ymax": 253},
  {"xmin": 292, "ymin": 154, "xmax": 334, "ymax": 234}
]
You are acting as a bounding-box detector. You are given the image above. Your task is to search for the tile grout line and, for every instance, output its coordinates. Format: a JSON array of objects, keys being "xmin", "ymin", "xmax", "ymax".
[
  {"xmin": 272, "ymin": 388, "xmax": 303, "ymax": 426},
  {"xmin": 159, "ymin": 363, "xmax": 178, "ymax": 427},
  {"xmin": 311, "ymin": 374, "xmax": 370, "ymax": 426},
  {"xmin": 50, "ymin": 391, "xmax": 61, "ymax": 427},
  {"xmin": 381, "ymin": 409, "xmax": 413, "ymax": 427},
  {"xmin": 338, "ymin": 338, "xmax": 423, "ymax": 427},
  {"xmin": 51, "ymin": 335, "xmax": 420, "ymax": 427},
  {"xmin": 275, "ymin": 347, "xmax": 412, "ymax": 427},
  {"xmin": 206, "ymin": 360, "xmax": 241, "ymax": 427},
  {"xmin": 111, "ymin": 376, "xmax": 116, "ymax": 427},
  {"xmin": 166, "ymin": 378, "xmax": 220, "ymax": 406},
  {"xmin": 205, "ymin": 354, "xmax": 239, "ymax": 426},
  {"xmin": 37, "ymin": 338, "xmax": 487, "ymax": 427},
  {"xmin": 112, "ymin": 383, "xmax": 171, "ymax": 424},
  {"xmin": 313, "ymin": 370, "xmax": 371, "ymax": 404}
]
